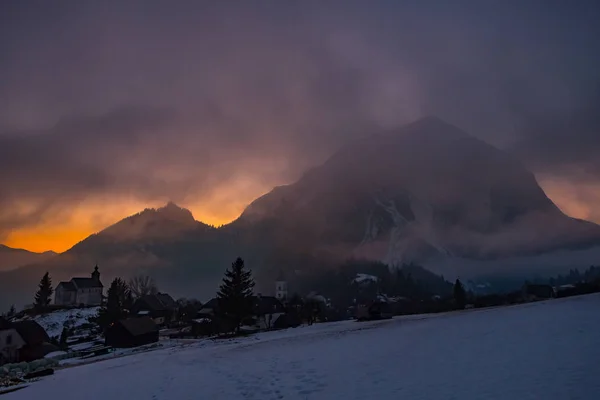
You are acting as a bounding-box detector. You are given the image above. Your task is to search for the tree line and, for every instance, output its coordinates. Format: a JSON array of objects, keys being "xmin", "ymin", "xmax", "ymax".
[{"xmin": 95, "ymin": 257, "xmax": 257, "ymax": 334}]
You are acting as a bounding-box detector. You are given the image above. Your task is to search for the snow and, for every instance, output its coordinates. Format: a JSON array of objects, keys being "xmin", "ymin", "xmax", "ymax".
[
  {"xmin": 44, "ymin": 351, "xmax": 68, "ymax": 359},
  {"xmin": 376, "ymin": 294, "xmax": 389, "ymax": 302},
  {"xmin": 353, "ymin": 273, "xmax": 378, "ymax": 284},
  {"xmin": 58, "ymin": 341, "xmax": 167, "ymax": 367},
  {"xmin": 16, "ymin": 307, "xmax": 100, "ymax": 338},
  {"xmin": 5, "ymin": 294, "xmax": 600, "ymax": 399},
  {"xmin": 70, "ymin": 341, "xmax": 98, "ymax": 351}
]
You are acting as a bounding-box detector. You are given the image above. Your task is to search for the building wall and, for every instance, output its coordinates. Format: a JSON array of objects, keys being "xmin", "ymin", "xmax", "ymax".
[
  {"xmin": 275, "ymin": 281, "xmax": 288, "ymax": 301},
  {"xmin": 55, "ymin": 287, "xmax": 76, "ymax": 306},
  {"xmin": 0, "ymin": 328, "xmax": 26, "ymax": 364},
  {"xmin": 105, "ymin": 325, "xmax": 158, "ymax": 348},
  {"xmin": 75, "ymin": 287, "xmax": 103, "ymax": 306},
  {"xmin": 256, "ymin": 312, "xmax": 285, "ymax": 330}
]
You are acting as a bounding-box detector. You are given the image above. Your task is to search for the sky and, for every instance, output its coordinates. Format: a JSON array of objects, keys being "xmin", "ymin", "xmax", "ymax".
[{"xmin": 0, "ymin": 0, "xmax": 599, "ymax": 253}]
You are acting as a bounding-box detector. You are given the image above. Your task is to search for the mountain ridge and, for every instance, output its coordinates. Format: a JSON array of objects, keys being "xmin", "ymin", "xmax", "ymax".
[
  {"xmin": 0, "ymin": 244, "xmax": 57, "ymax": 273},
  {"xmin": 2, "ymin": 116, "xmax": 600, "ymax": 308}
]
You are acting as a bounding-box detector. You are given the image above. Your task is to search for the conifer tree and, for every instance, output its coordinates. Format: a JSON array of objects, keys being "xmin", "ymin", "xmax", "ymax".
[
  {"xmin": 34, "ymin": 272, "xmax": 53, "ymax": 312},
  {"xmin": 453, "ymin": 279, "xmax": 467, "ymax": 310},
  {"xmin": 98, "ymin": 278, "xmax": 130, "ymax": 330},
  {"xmin": 217, "ymin": 257, "xmax": 255, "ymax": 333}
]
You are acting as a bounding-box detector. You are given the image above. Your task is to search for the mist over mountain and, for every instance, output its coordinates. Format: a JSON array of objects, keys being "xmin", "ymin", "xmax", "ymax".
[
  {"xmin": 239, "ymin": 117, "xmax": 600, "ymax": 261},
  {"xmin": 1, "ymin": 117, "xmax": 599, "ymax": 309}
]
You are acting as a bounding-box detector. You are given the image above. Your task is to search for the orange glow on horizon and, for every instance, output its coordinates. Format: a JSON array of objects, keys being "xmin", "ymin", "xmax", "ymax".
[
  {"xmin": 3, "ymin": 206, "xmax": 240, "ymax": 253},
  {"xmin": 3, "ymin": 179, "xmax": 599, "ymax": 254},
  {"xmin": 2, "ymin": 179, "xmax": 271, "ymax": 253},
  {"xmin": 538, "ymin": 177, "xmax": 600, "ymax": 223}
]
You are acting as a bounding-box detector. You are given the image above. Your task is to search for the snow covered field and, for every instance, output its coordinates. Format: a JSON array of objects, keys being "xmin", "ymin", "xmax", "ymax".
[{"xmin": 6, "ymin": 294, "xmax": 600, "ymax": 399}]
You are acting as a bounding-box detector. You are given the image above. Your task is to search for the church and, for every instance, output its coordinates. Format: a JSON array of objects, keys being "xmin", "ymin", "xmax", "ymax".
[{"xmin": 54, "ymin": 266, "xmax": 104, "ymax": 306}]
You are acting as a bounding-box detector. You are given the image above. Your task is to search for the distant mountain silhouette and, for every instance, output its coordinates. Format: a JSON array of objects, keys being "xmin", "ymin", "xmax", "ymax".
[
  {"xmin": 2, "ymin": 117, "xmax": 600, "ymax": 308},
  {"xmin": 0, "ymin": 245, "xmax": 56, "ymax": 272}
]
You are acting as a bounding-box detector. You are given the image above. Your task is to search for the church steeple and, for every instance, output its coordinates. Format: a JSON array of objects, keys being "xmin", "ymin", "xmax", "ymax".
[{"xmin": 92, "ymin": 265, "xmax": 100, "ymax": 281}]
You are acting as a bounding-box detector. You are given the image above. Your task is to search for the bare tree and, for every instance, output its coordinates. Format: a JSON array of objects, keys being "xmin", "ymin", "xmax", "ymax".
[{"xmin": 128, "ymin": 275, "xmax": 158, "ymax": 299}]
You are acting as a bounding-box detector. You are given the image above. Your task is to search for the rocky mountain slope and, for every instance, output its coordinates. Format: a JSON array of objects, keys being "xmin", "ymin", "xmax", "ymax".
[{"xmin": 238, "ymin": 117, "xmax": 600, "ymax": 265}]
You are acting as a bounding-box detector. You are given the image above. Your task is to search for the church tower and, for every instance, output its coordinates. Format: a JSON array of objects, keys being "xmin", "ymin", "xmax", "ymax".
[
  {"xmin": 275, "ymin": 270, "xmax": 288, "ymax": 301},
  {"xmin": 92, "ymin": 265, "xmax": 100, "ymax": 281}
]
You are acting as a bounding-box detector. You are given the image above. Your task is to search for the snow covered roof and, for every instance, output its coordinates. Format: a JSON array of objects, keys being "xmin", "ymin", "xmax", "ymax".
[
  {"xmin": 376, "ymin": 295, "xmax": 389, "ymax": 303},
  {"xmin": 558, "ymin": 284, "xmax": 576, "ymax": 290},
  {"xmin": 353, "ymin": 273, "xmax": 379, "ymax": 284},
  {"xmin": 26, "ymin": 307, "xmax": 100, "ymax": 338}
]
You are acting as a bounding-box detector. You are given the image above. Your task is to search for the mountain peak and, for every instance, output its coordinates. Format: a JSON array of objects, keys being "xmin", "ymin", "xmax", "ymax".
[
  {"xmin": 81, "ymin": 201, "xmax": 199, "ymax": 244},
  {"xmin": 158, "ymin": 201, "xmax": 186, "ymax": 212},
  {"xmin": 160, "ymin": 200, "xmax": 182, "ymax": 209},
  {"xmin": 155, "ymin": 201, "xmax": 195, "ymax": 221}
]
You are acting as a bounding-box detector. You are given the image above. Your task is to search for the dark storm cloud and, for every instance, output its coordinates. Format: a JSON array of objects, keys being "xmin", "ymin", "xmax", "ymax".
[
  {"xmin": 1, "ymin": 0, "xmax": 600, "ymax": 235},
  {"xmin": 510, "ymin": 89, "xmax": 600, "ymax": 175},
  {"xmin": 507, "ymin": 87, "xmax": 600, "ymax": 221}
]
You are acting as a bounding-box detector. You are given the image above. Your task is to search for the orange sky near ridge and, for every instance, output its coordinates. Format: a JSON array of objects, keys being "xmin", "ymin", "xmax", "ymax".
[
  {"xmin": 3, "ymin": 180, "xmax": 599, "ymax": 254},
  {"xmin": 3, "ymin": 179, "xmax": 271, "ymax": 253},
  {"xmin": 3, "ymin": 201, "xmax": 244, "ymax": 253}
]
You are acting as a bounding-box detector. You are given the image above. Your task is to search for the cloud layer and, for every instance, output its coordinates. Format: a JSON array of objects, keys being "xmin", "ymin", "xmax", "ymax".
[{"xmin": 1, "ymin": 1, "xmax": 599, "ymax": 250}]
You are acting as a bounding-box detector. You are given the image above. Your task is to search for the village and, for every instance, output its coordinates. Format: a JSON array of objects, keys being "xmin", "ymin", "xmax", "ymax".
[{"xmin": 2, "ymin": 259, "xmax": 600, "ymax": 394}]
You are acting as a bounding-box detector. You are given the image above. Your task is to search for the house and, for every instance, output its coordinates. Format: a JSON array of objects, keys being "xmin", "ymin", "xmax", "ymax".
[
  {"xmin": 190, "ymin": 318, "xmax": 213, "ymax": 337},
  {"xmin": 196, "ymin": 296, "xmax": 287, "ymax": 333},
  {"xmin": 197, "ymin": 298, "xmax": 219, "ymax": 317},
  {"xmin": 175, "ymin": 300, "xmax": 203, "ymax": 323},
  {"xmin": 272, "ymin": 313, "xmax": 302, "ymax": 330},
  {"xmin": 355, "ymin": 298, "xmax": 393, "ymax": 321},
  {"xmin": 0, "ymin": 317, "xmax": 25, "ymax": 365},
  {"xmin": 190, "ymin": 316, "xmax": 236, "ymax": 337},
  {"xmin": 55, "ymin": 265, "xmax": 104, "ymax": 306},
  {"xmin": 522, "ymin": 284, "xmax": 555, "ymax": 301},
  {"xmin": 192, "ymin": 298, "xmax": 222, "ymax": 334},
  {"xmin": 105, "ymin": 317, "xmax": 159, "ymax": 348},
  {"xmin": 1, "ymin": 320, "xmax": 57, "ymax": 363},
  {"xmin": 250, "ymin": 296, "xmax": 286, "ymax": 330},
  {"xmin": 131, "ymin": 293, "xmax": 177, "ymax": 326}
]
